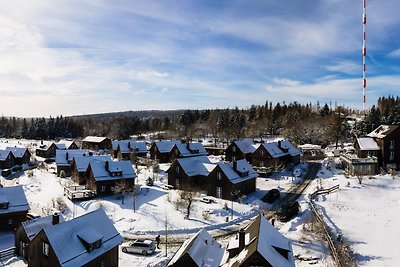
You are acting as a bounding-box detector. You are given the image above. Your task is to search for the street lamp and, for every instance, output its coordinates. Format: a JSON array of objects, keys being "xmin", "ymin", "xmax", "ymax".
[{"xmin": 230, "ymin": 189, "xmax": 240, "ymax": 220}]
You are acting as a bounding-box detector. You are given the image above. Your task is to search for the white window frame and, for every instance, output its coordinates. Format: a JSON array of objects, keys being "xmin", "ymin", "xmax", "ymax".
[
  {"xmin": 390, "ymin": 140, "xmax": 395, "ymax": 150},
  {"xmin": 389, "ymin": 151, "xmax": 395, "ymax": 161},
  {"xmin": 232, "ymin": 146, "xmax": 236, "ymax": 152},
  {"xmin": 216, "ymin": 187, "xmax": 222, "ymax": 198},
  {"xmin": 217, "ymin": 172, "xmax": 222, "ymax": 180},
  {"xmin": 175, "ymin": 179, "xmax": 180, "ymax": 189},
  {"xmin": 101, "ymin": 185, "xmax": 106, "ymax": 192},
  {"xmin": 42, "ymin": 242, "xmax": 49, "ymax": 256}
]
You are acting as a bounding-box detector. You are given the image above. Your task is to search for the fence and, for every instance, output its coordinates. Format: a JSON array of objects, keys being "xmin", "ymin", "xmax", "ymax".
[{"xmin": 0, "ymin": 247, "xmax": 16, "ymax": 261}]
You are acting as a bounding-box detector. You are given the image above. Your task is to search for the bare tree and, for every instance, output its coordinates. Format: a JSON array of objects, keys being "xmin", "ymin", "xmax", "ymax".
[
  {"xmin": 111, "ymin": 180, "xmax": 132, "ymax": 204},
  {"xmin": 179, "ymin": 190, "xmax": 199, "ymax": 219}
]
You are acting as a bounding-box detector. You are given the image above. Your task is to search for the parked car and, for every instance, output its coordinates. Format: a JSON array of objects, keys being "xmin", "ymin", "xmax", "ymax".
[
  {"xmin": 121, "ymin": 240, "xmax": 156, "ymax": 256},
  {"xmin": 276, "ymin": 201, "xmax": 300, "ymax": 222},
  {"xmin": 1, "ymin": 169, "xmax": 11, "ymax": 177},
  {"xmin": 261, "ymin": 189, "xmax": 280, "ymax": 204}
]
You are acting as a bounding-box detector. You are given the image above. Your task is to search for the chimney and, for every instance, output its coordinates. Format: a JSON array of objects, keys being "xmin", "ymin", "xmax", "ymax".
[
  {"xmin": 238, "ymin": 228, "xmax": 245, "ymax": 250},
  {"xmin": 278, "ymin": 140, "xmax": 282, "ymax": 149},
  {"xmin": 52, "ymin": 212, "xmax": 60, "ymax": 225},
  {"xmin": 233, "ymin": 161, "xmax": 237, "ymax": 171},
  {"xmin": 105, "ymin": 160, "xmax": 109, "ymax": 171},
  {"xmin": 41, "ymin": 140, "xmax": 43, "ymax": 145},
  {"xmin": 66, "ymin": 151, "xmax": 69, "ymax": 161},
  {"xmin": 128, "ymin": 142, "xmax": 131, "ymax": 149}
]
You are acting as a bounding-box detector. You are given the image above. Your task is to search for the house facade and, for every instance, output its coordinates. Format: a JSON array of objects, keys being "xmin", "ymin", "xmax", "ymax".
[
  {"xmin": 81, "ymin": 136, "xmax": 112, "ymax": 151},
  {"xmin": 169, "ymin": 142, "xmax": 208, "ymax": 162},
  {"xmin": 0, "ymin": 150, "xmax": 16, "ymax": 170},
  {"xmin": 27, "ymin": 208, "xmax": 123, "ymax": 267},
  {"xmin": 0, "ymin": 185, "xmax": 29, "ymax": 230},
  {"xmin": 6, "ymin": 147, "xmax": 31, "ymax": 165},
  {"xmin": 36, "ymin": 142, "xmax": 59, "ymax": 158},
  {"xmin": 149, "ymin": 140, "xmax": 181, "ymax": 163},
  {"xmin": 55, "ymin": 150, "xmax": 88, "ymax": 177},
  {"xmin": 225, "ymin": 140, "xmax": 256, "ymax": 163},
  {"xmin": 71, "ymin": 155, "xmax": 112, "ymax": 185},
  {"xmin": 111, "ymin": 140, "xmax": 148, "ymax": 161}
]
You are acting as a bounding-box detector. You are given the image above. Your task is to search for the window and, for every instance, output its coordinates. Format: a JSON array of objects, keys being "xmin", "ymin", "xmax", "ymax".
[
  {"xmin": 260, "ymin": 149, "xmax": 264, "ymax": 156},
  {"xmin": 390, "ymin": 151, "xmax": 395, "ymax": 161},
  {"xmin": 232, "ymin": 146, "xmax": 236, "ymax": 152},
  {"xmin": 0, "ymin": 202, "xmax": 9, "ymax": 209},
  {"xmin": 260, "ymin": 161, "xmax": 264, "ymax": 168},
  {"xmin": 217, "ymin": 172, "xmax": 222, "ymax": 180},
  {"xmin": 232, "ymin": 156, "xmax": 236, "ymax": 161},
  {"xmin": 42, "ymin": 242, "xmax": 49, "ymax": 256},
  {"xmin": 390, "ymin": 140, "xmax": 395, "ymax": 150},
  {"xmin": 101, "ymin": 185, "xmax": 106, "ymax": 192},
  {"xmin": 175, "ymin": 166, "xmax": 180, "ymax": 173},
  {"xmin": 216, "ymin": 187, "xmax": 222, "ymax": 198},
  {"xmin": 101, "ymin": 259, "xmax": 106, "ymax": 267},
  {"xmin": 175, "ymin": 179, "xmax": 180, "ymax": 189}
]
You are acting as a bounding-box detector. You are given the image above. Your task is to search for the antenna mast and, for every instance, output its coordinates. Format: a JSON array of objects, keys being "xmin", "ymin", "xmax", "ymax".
[{"xmin": 362, "ymin": 0, "xmax": 367, "ymax": 114}]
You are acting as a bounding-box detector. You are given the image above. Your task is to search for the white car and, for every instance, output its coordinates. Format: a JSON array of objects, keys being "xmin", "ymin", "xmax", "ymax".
[
  {"xmin": 121, "ymin": 240, "xmax": 156, "ymax": 256},
  {"xmin": 293, "ymin": 168, "xmax": 302, "ymax": 177}
]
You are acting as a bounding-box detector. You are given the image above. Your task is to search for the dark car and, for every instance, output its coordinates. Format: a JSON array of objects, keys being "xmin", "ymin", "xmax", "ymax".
[
  {"xmin": 262, "ymin": 188, "xmax": 280, "ymax": 204},
  {"xmin": 276, "ymin": 201, "xmax": 300, "ymax": 222}
]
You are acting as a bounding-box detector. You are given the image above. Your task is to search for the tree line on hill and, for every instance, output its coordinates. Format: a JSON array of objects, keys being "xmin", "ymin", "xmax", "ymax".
[{"xmin": 0, "ymin": 96, "xmax": 398, "ymax": 145}]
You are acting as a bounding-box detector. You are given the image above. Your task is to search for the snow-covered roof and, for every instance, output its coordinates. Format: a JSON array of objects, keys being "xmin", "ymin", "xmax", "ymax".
[
  {"xmin": 298, "ymin": 144, "xmax": 322, "ymax": 150},
  {"xmin": 42, "ymin": 208, "xmax": 123, "ymax": 267},
  {"xmin": 154, "ymin": 140, "xmax": 181, "ymax": 153},
  {"xmin": 6, "ymin": 147, "xmax": 29, "ymax": 158},
  {"xmin": 89, "ymin": 160, "xmax": 136, "ymax": 181},
  {"xmin": 112, "ymin": 140, "xmax": 148, "ymax": 154},
  {"xmin": 0, "ymin": 150, "xmax": 11, "ymax": 161},
  {"xmin": 367, "ymin": 125, "xmax": 399, "ymax": 138},
  {"xmin": 224, "ymin": 215, "xmax": 294, "ymax": 267},
  {"xmin": 82, "ymin": 136, "xmax": 109, "ymax": 143},
  {"xmin": 176, "ymin": 156, "xmax": 214, "ymax": 177},
  {"xmin": 56, "ymin": 150, "xmax": 88, "ymax": 166},
  {"xmin": 261, "ymin": 142, "xmax": 287, "ymax": 158},
  {"xmin": 22, "ymin": 214, "xmax": 65, "ymax": 241},
  {"xmin": 279, "ymin": 140, "xmax": 300, "ymax": 157},
  {"xmin": 0, "ymin": 186, "xmax": 29, "ymax": 214},
  {"xmin": 233, "ymin": 140, "xmax": 256, "ymax": 154},
  {"xmin": 57, "ymin": 140, "xmax": 76, "ymax": 149},
  {"xmin": 218, "ymin": 160, "xmax": 257, "ymax": 184},
  {"xmin": 73, "ymin": 155, "xmax": 112, "ymax": 172},
  {"xmin": 168, "ymin": 229, "xmax": 225, "ymax": 267},
  {"xmin": 357, "ymin": 138, "xmax": 380, "ymax": 151},
  {"xmin": 174, "ymin": 142, "xmax": 208, "ymax": 157}
]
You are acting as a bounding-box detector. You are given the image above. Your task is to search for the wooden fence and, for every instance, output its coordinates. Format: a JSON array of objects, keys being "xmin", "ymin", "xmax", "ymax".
[{"xmin": 0, "ymin": 247, "xmax": 16, "ymax": 261}]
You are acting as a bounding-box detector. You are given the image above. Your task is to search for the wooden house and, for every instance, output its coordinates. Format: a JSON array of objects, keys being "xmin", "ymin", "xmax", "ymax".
[
  {"xmin": 86, "ymin": 160, "xmax": 136, "ymax": 195},
  {"xmin": 57, "ymin": 140, "xmax": 79, "ymax": 150},
  {"xmin": 36, "ymin": 140, "xmax": 79, "ymax": 159},
  {"xmin": 0, "ymin": 150, "xmax": 16, "ymax": 170},
  {"xmin": 207, "ymin": 160, "xmax": 257, "ymax": 200},
  {"xmin": 15, "ymin": 213, "xmax": 64, "ymax": 260},
  {"xmin": 27, "ymin": 208, "xmax": 123, "ymax": 267},
  {"xmin": 168, "ymin": 156, "xmax": 214, "ymax": 191},
  {"xmin": 367, "ymin": 125, "xmax": 400, "ymax": 170},
  {"xmin": 149, "ymin": 140, "xmax": 181, "ymax": 163},
  {"xmin": 71, "ymin": 155, "xmax": 112, "ymax": 185},
  {"xmin": 225, "ymin": 140, "xmax": 256, "ymax": 163},
  {"xmin": 111, "ymin": 140, "xmax": 148, "ymax": 161},
  {"xmin": 167, "ymin": 229, "xmax": 225, "ymax": 267},
  {"xmin": 0, "ymin": 185, "xmax": 30, "ymax": 230},
  {"xmin": 6, "ymin": 147, "xmax": 31, "ymax": 165},
  {"xmin": 55, "ymin": 149, "xmax": 88, "ymax": 177},
  {"xmin": 222, "ymin": 214, "xmax": 295, "ymax": 267},
  {"xmin": 81, "ymin": 136, "xmax": 112, "ymax": 151},
  {"xmin": 169, "ymin": 142, "xmax": 208, "ymax": 162},
  {"xmin": 252, "ymin": 140, "xmax": 300, "ymax": 170}
]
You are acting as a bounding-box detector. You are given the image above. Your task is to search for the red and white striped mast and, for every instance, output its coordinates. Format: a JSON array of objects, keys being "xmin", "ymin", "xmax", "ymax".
[{"xmin": 362, "ymin": 0, "xmax": 367, "ymax": 114}]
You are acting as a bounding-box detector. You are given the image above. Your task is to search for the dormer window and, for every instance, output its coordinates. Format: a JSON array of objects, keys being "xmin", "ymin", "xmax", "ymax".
[
  {"xmin": 242, "ymin": 171, "xmax": 249, "ymax": 177},
  {"xmin": 0, "ymin": 201, "xmax": 9, "ymax": 209},
  {"xmin": 77, "ymin": 229, "xmax": 103, "ymax": 253}
]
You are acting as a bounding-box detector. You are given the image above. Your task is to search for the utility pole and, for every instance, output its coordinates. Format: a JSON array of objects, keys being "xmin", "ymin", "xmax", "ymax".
[{"xmin": 362, "ymin": 0, "xmax": 367, "ymax": 114}]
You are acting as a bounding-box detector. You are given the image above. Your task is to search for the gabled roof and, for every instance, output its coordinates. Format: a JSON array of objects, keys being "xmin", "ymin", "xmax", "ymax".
[
  {"xmin": 6, "ymin": 147, "xmax": 29, "ymax": 158},
  {"xmin": 154, "ymin": 140, "xmax": 181, "ymax": 153},
  {"xmin": 0, "ymin": 150, "xmax": 12, "ymax": 161},
  {"xmin": 57, "ymin": 140, "xmax": 76, "ymax": 149},
  {"xmin": 175, "ymin": 156, "xmax": 214, "ymax": 177},
  {"xmin": 233, "ymin": 140, "xmax": 256, "ymax": 154},
  {"xmin": 42, "ymin": 208, "xmax": 123, "ymax": 267},
  {"xmin": 367, "ymin": 125, "xmax": 399, "ymax": 138},
  {"xmin": 89, "ymin": 160, "xmax": 136, "ymax": 181},
  {"xmin": 224, "ymin": 215, "xmax": 294, "ymax": 267},
  {"xmin": 168, "ymin": 229, "xmax": 225, "ymax": 267},
  {"xmin": 82, "ymin": 136, "xmax": 109, "ymax": 143},
  {"xmin": 279, "ymin": 140, "xmax": 301, "ymax": 157},
  {"xmin": 356, "ymin": 138, "xmax": 380, "ymax": 151},
  {"xmin": 73, "ymin": 155, "xmax": 112, "ymax": 172},
  {"xmin": 261, "ymin": 142, "xmax": 288, "ymax": 158},
  {"xmin": 174, "ymin": 143, "xmax": 208, "ymax": 157},
  {"xmin": 218, "ymin": 160, "xmax": 257, "ymax": 184},
  {"xmin": 112, "ymin": 140, "xmax": 148, "ymax": 154},
  {"xmin": 36, "ymin": 141, "xmax": 55, "ymax": 151},
  {"xmin": 56, "ymin": 150, "xmax": 88, "ymax": 166},
  {"xmin": 22, "ymin": 214, "xmax": 65, "ymax": 241},
  {"xmin": 0, "ymin": 185, "xmax": 29, "ymax": 214}
]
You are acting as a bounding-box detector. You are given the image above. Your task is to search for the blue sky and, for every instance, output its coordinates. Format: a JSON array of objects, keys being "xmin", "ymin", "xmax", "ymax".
[{"xmin": 0, "ymin": 0, "xmax": 399, "ymax": 117}]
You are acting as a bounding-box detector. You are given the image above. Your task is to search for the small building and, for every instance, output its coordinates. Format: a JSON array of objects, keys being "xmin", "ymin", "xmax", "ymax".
[
  {"xmin": 222, "ymin": 214, "xmax": 295, "ymax": 267},
  {"xmin": 252, "ymin": 140, "xmax": 300, "ymax": 170},
  {"xmin": 167, "ymin": 229, "xmax": 225, "ymax": 267},
  {"xmin": 0, "ymin": 150, "xmax": 16, "ymax": 170},
  {"xmin": 208, "ymin": 160, "xmax": 257, "ymax": 200},
  {"xmin": 81, "ymin": 136, "xmax": 112, "ymax": 151},
  {"xmin": 57, "ymin": 140, "xmax": 79, "ymax": 150},
  {"xmin": 225, "ymin": 140, "xmax": 256, "ymax": 163},
  {"xmin": 55, "ymin": 149, "xmax": 88, "ymax": 177},
  {"xmin": 169, "ymin": 142, "xmax": 208, "ymax": 162},
  {"xmin": 71, "ymin": 155, "xmax": 112, "ymax": 185},
  {"xmin": 149, "ymin": 140, "xmax": 181, "ymax": 163},
  {"xmin": 0, "ymin": 185, "xmax": 30, "ymax": 230},
  {"xmin": 15, "ymin": 213, "xmax": 64, "ymax": 260},
  {"xmin": 111, "ymin": 140, "xmax": 148, "ymax": 161},
  {"xmin": 6, "ymin": 147, "xmax": 31, "ymax": 165},
  {"xmin": 28, "ymin": 208, "xmax": 123, "ymax": 267},
  {"xmin": 86, "ymin": 160, "xmax": 136, "ymax": 195},
  {"xmin": 168, "ymin": 156, "xmax": 214, "ymax": 191},
  {"xmin": 36, "ymin": 140, "xmax": 79, "ymax": 159}
]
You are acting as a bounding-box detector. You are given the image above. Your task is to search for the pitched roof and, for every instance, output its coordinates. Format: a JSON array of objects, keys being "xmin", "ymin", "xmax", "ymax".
[
  {"xmin": 22, "ymin": 214, "xmax": 65, "ymax": 241},
  {"xmin": 174, "ymin": 143, "xmax": 208, "ymax": 157},
  {"xmin": 218, "ymin": 160, "xmax": 257, "ymax": 184},
  {"xmin": 233, "ymin": 140, "xmax": 256, "ymax": 154},
  {"xmin": 224, "ymin": 215, "xmax": 294, "ymax": 267},
  {"xmin": 168, "ymin": 229, "xmax": 225, "ymax": 267},
  {"xmin": 56, "ymin": 150, "xmax": 88, "ymax": 166},
  {"xmin": 367, "ymin": 125, "xmax": 399, "ymax": 138},
  {"xmin": 154, "ymin": 140, "xmax": 182, "ymax": 153},
  {"xmin": 57, "ymin": 140, "xmax": 76, "ymax": 149},
  {"xmin": 175, "ymin": 156, "xmax": 214, "ymax": 177},
  {"xmin": 89, "ymin": 160, "xmax": 136, "ymax": 181},
  {"xmin": 42, "ymin": 208, "xmax": 123, "ymax": 267},
  {"xmin": 6, "ymin": 147, "xmax": 29, "ymax": 158},
  {"xmin": 112, "ymin": 140, "xmax": 148, "ymax": 154},
  {"xmin": 73, "ymin": 155, "xmax": 112, "ymax": 172},
  {"xmin": 279, "ymin": 140, "xmax": 301, "ymax": 157},
  {"xmin": 82, "ymin": 136, "xmax": 109, "ymax": 143},
  {"xmin": 356, "ymin": 138, "xmax": 380, "ymax": 151},
  {"xmin": 261, "ymin": 142, "xmax": 287, "ymax": 158},
  {"xmin": 0, "ymin": 185, "xmax": 29, "ymax": 214},
  {"xmin": 0, "ymin": 150, "xmax": 12, "ymax": 161}
]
